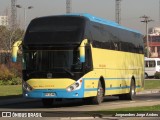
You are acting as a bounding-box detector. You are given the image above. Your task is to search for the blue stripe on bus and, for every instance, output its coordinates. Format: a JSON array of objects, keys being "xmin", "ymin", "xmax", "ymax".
[
  {"xmin": 84, "ymin": 78, "xmax": 134, "ymax": 80},
  {"xmin": 106, "ymin": 86, "xmax": 130, "ymax": 90},
  {"xmin": 84, "ymin": 86, "xmax": 141, "ymax": 91},
  {"xmin": 85, "ymin": 88, "xmax": 97, "ymax": 91}
]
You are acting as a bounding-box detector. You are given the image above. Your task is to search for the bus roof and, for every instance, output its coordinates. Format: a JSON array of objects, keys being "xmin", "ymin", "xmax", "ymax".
[{"xmin": 65, "ymin": 13, "xmax": 142, "ymax": 35}]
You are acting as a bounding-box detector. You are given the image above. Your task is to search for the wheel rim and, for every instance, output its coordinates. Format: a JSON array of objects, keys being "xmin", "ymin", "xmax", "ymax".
[
  {"xmin": 131, "ymin": 81, "xmax": 135, "ymax": 96},
  {"xmin": 97, "ymin": 83, "xmax": 104, "ymax": 103}
]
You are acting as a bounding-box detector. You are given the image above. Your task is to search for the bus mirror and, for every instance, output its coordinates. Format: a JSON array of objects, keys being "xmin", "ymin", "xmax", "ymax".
[
  {"xmin": 79, "ymin": 39, "xmax": 88, "ymax": 63},
  {"xmin": 79, "ymin": 46, "xmax": 85, "ymax": 63},
  {"xmin": 12, "ymin": 40, "xmax": 22, "ymax": 62}
]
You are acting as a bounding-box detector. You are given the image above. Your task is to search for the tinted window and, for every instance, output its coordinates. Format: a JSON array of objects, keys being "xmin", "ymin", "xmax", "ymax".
[
  {"xmin": 24, "ymin": 16, "xmax": 85, "ymax": 45},
  {"xmin": 88, "ymin": 21, "xmax": 144, "ymax": 54}
]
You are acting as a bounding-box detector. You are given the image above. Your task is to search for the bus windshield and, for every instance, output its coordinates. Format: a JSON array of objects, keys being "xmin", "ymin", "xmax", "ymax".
[
  {"xmin": 23, "ymin": 49, "xmax": 82, "ymax": 72},
  {"xmin": 24, "ymin": 16, "xmax": 85, "ymax": 45}
]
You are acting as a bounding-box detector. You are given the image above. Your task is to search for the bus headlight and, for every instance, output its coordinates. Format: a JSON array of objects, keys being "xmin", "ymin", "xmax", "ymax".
[
  {"xmin": 66, "ymin": 78, "xmax": 83, "ymax": 92},
  {"xmin": 23, "ymin": 81, "xmax": 33, "ymax": 92}
]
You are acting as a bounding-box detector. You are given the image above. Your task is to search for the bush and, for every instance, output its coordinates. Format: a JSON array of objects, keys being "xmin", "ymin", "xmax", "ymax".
[
  {"xmin": 0, "ymin": 77, "xmax": 22, "ymax": 85},
  {"xmin": 0, "ymin": 64, "xmax": 15, "ymax": 80},
  {"xmin": 10, "ymin": 77, "xmax": 22, "ymax": 85},
  {"xmin": 154, "ymin": 72, "xmax": 160, "ymax": 79},
  {"xmin": 0, "ymin": 63, "xmax": 22, "ymax": 85}
]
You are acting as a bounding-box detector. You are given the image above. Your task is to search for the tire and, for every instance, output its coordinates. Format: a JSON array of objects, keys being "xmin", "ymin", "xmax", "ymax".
[
  {"xmin": 126, "ymin": 80, "xmax": 136, "ymax": 100},
  {"xmin": 42, "ymin": 98, "xmax": 53, "ymax": 107},
  {"xmin": 119, "ymin": 80, "xmax": 136, "ymax": 100},
  {"xmin": 119, "ymin": 94, "xmax": 125, "ymax": 100},
  {"xmin": 92, "ymin": 81, "xmax": 104, "ymax": 104},
  {"xmin": 145, "ymin": 73, "xmax": 148, "ymax": 79}
]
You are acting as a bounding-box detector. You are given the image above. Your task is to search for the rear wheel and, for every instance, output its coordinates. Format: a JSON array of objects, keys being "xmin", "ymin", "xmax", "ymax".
[
  {"xmin": 119, "ymin": 79, "xmax": 136, "ymax": 100},
  {"xmin": 42, "ymin": 98, "xmax": 54, "ymax": 107},
  {"xmin": 127, "ymin": 79, "xmax": 136, "ymax": 100}
]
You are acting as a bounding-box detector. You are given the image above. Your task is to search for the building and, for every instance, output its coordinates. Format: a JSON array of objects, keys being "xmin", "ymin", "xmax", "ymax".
[
  {"xmin": 144, "ymin": 27, "xmax": 160, "ymax": 58},
  {"xmin": 0, "ymin": 16, "xmax": 8, "ymax": 26}
]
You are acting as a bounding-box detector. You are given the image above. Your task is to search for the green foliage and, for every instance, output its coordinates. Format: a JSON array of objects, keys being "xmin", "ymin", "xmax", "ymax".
[
  {"xmin": 0, "ymin": 77, "xmax": 22, "ymax": 85},
  {"xmin": 154, "ymin": 72, "xmax": 160, "ymax": 79}
]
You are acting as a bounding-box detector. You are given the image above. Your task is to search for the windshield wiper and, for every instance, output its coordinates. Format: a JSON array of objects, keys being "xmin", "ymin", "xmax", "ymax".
[{"xmin": 63, "ymin": 68, "xmax": 74, "ymax": 77}]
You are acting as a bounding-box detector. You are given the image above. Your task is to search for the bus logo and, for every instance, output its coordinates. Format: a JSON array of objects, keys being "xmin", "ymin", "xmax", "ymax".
[{"xmin": 47, "ymin": 73, "xmax": 52, "ymax": 78}]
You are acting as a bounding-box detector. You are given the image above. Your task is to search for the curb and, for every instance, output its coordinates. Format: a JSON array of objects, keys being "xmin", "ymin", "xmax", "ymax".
[{"xmin": 137, "ymin": 89, "xmax": 160, "ymax": 95}]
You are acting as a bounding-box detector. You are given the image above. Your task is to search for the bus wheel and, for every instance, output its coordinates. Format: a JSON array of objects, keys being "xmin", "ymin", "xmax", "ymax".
[
  {"xmin": 126, "ymin": 79, "xmax": 136, "ymax": 100},
  {"xmin": 42, "ymin": 98, "xmax": 53, "ymax": 107},
  {"xmin": 92, "ymin": 81, "xmax": 104, "ymax": 104},
  {"xmin": 119, "ymin": 79, "xmax": 136, "ymax": 100}
]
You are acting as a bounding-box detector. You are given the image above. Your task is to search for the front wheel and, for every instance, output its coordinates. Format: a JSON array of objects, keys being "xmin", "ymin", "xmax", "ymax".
[{"xmin": 92, "ymin": 81, "xmax": 104, "ymax": 104}]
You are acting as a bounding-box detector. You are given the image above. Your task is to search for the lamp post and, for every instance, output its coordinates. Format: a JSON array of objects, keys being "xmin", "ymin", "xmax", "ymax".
[
  {"xmin": 140, "ymin": 15, "xmax": 153, "ymax": 58},
  {"xmin": 16, "ymin": 5, "xmax": 33, "ymax": 30}
]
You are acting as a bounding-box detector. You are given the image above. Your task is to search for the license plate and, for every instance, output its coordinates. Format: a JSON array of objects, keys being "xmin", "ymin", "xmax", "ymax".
[{"xmin": 45, "ymin": 93, "xmax": 55, "ymax": 96}]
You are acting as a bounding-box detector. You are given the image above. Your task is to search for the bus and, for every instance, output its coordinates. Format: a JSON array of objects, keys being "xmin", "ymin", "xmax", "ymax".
[{"xmin": 12, "ymin": 13, "xmax": 144, "ymax": 107}]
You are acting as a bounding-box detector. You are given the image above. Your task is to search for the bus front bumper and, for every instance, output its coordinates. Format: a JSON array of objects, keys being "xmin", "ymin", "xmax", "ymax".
[{"xmin": 23, "ymin": 89, "xmax": 84, "ymax": 99}]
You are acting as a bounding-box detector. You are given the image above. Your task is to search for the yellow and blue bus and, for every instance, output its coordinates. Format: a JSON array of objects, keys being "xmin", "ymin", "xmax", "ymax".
[{"xmin": 12, "ymin": 13, "xmax": 144, "ymax": 107}]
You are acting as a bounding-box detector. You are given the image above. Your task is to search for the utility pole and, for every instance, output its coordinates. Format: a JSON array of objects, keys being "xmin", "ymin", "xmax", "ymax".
[
  {"xmin": 11, "ymin": 0, "xmax": 17, "ymax": 29},
  {"xmin": 66, "ymin": 0, "xmax": 71, "ymax": 13},
  {"xmin": 115, "ymin": 0, "xmax": 121, "ymax": 24},
  {"xmin": 159, "ymin": 0, "xmax": 160, "ymax": 24},
  {"xmin": 140, "ymin": 15, "xmax": 153, "ymax": 58}
]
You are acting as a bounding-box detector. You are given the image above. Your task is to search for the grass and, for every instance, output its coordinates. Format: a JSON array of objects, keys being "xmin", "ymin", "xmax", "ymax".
[
  {"xmin": 0, "ymin": 85, "xmax": 22, "ymax": 99},
  {"xmin": 145, "ymin": 80, "xmax": 160, "ymax": 89},
  {"xmin": 106, "ymin": 104, "xmax": 160, "ymax": 111},
  {"xmin": 93, "ymin": 105, "xmax": 160, "ymax": 117}
]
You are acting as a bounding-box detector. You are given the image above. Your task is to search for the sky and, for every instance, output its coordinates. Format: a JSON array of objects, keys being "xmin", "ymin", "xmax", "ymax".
[{"xmin": 0, "ymin": 0, "xmax": 159, "ymax": 34}]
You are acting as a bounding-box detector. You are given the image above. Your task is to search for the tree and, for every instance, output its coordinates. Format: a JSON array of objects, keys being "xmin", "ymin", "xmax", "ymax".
[
  {"xmin": 0, "ymin": 26, "xmax": 24, "ymax": 51},
  {"xmin": 0, "ymin": 26, "xmax": 24, "ymax": 64}
]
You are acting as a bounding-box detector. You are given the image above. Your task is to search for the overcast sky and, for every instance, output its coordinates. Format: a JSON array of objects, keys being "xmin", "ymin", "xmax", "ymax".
[{"xmin": 0, "ymin": 0, "xmax": 159, "ymax": 34}]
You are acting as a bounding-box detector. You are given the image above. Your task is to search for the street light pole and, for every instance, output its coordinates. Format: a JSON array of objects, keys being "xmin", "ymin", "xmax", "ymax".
[
  {"xmin": 16, "ymin": 5, "xmax": 33, "ymax": 30},
  {"xmin": 140, "ymin": 15, "xmax": 153, "ymax": 58}
]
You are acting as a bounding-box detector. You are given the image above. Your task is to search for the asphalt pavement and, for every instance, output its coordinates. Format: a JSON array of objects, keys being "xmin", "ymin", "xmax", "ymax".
[{"xmin": 0, "ymin": 89, "xmax": 160, "ymax": 106}]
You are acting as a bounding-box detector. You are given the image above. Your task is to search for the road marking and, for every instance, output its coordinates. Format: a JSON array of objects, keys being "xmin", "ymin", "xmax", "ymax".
[{"xmin": 130, "ymin": 101, "xmax": 135, "ymax": 103}]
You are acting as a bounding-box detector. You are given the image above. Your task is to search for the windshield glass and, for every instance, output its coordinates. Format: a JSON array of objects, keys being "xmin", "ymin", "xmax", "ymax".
[
  {"xmin": 23, "ymin": 50, "xmax": 82, "ymax": 72},
  {"xmin": 24, "ymin": 16, "xmax": 85, "ymax": 45}
]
